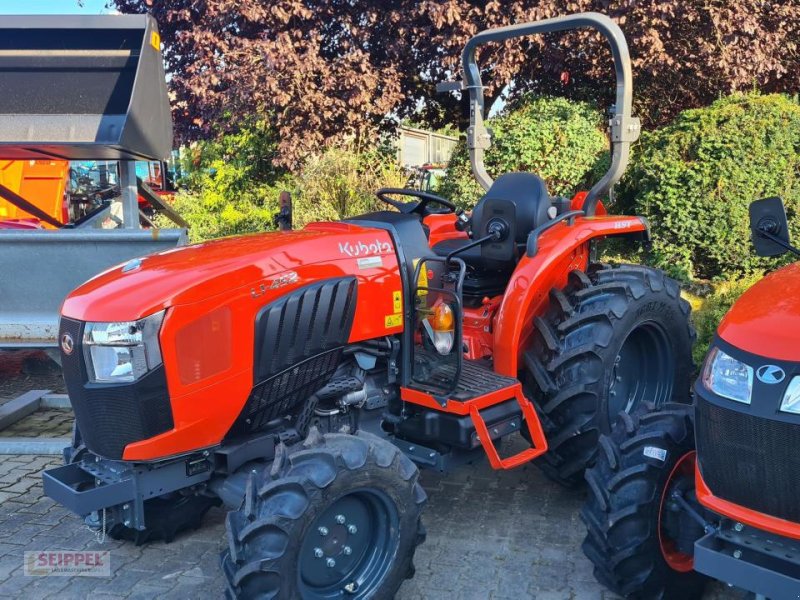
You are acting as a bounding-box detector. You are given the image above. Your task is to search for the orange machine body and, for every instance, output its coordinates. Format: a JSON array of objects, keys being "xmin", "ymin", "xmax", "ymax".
[
  {"xmin": 61, "ymin": 193, "xmax": 646, "ymax": 462},
  {"xmin": 0, "ymin": 160, "xmax": 69, "ymax": 228},
  {"xmin": 696, "ymin": 466, "xmax": 800, "ymax": 541},
  {"xmin": 716, "ymin": 262, "xmax": 800, "ymax": 362},
  {"xmin": 62, "ymin": 223, "xmax": 404, "ymax": 460}
]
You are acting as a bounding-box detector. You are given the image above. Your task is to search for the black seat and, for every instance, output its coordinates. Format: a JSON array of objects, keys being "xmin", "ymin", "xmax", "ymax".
[{"xmin": 432, "ymin": 172, "xmax": 552, "ymax": 270}]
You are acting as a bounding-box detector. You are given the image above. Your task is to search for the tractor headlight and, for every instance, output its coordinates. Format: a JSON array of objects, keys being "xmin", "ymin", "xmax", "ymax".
[
  {"xmin": 702, "ymin": 346, "xmax": 753, "ymax": 404},
  {"xmin": 781, "ymin": 377, "xmax": 800, "ymax": 414},
  {"xmin": 82, "ymin": 310, "xmax": 165, "ymax": 383}
]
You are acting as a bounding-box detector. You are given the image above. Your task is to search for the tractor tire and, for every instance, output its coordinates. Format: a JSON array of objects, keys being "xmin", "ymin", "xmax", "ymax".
[
  {"xmin": 108, "ymin": 493, "xmax": 221, "ymax": 545},
  {"xmin": 221, "ymin": 428, "xmax": 426, "ymax": 600},
  {"xmin": 581, "ymin": 403, "xmax": 709, "ymax": 599},
  {"xmin": 524, "ymin": 263, "xmax": 695, "ymax": 487}
]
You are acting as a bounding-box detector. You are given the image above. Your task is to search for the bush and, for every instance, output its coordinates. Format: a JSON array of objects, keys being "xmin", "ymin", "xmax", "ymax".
[
  {"xmin": 619, "ymin": 93, "xmax": 800, "ymax": 281},
  {"xmin": 160, "ymin": 126, "xmax": 405, "ymax": 241},
  {"xmin": 438, "ymin": 96, "xmax": 608, "ymax": 207},
  {"xmin": 292, "ymin": 144, "xmax": 406, "ymax": 228},
  {"xmin": 161, "ymin": 121, "xmax": 291, "ymax": 242}
]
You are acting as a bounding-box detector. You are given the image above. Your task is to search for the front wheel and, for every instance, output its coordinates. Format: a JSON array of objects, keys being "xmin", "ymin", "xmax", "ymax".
[
  {"xmin": 581, "ymin": 403, "xmax": 709, "ymax": 598},
  {"xmin": 524, "ymin": 263, "xmax": 695, "ymax": 486},
  {"xmin": 222, "ymin": 429, "xmax": 426, "ymax": 599}
]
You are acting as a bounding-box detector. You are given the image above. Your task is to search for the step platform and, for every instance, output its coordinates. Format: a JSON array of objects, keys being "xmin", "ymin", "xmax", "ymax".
[{"xmin": 401, "ymin": 357, "xmax": 548, "ymax": 470}]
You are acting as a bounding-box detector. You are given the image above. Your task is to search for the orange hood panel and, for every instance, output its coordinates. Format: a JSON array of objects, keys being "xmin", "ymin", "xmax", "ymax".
[
  {"xmin": 61, "ymin": 223, "xmax": 395, "ymax": 322},
  {"xmin": 718, "ymin": 262, "xmax": 800, "ymax": 361}
]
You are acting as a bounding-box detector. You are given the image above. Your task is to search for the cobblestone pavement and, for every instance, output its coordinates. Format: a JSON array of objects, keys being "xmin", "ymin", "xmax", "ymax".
[{"xmin": 0, "ymin": 448, "xmax": 740, "ymax": 599}]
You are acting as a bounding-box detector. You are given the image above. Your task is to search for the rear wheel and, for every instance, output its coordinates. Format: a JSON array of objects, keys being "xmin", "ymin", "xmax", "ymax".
[
  {"xmin": 222, "ymin": 429, "xmax": 426, "ymax": 599},
  {"xmin": 581, "ymin": 403, "xmax": 709, "ymax": 599},
  {"xmin": 524, "ymin": 263, "xmax": 695, "ymax": 486}
]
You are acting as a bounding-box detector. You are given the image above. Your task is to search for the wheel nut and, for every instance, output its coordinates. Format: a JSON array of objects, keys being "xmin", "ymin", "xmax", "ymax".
[
  {"xmin": 326, "ymin": 558, "xmax": 336, "ymax": 568},
  {"xmin": 343, "ymin": 545, "xmax": 352, "ymax": 556},
  {"xmin": 318, "ymin": 526, "xmax": 329, "ymax": 536},
  {"xmin": 314, "ymin": 548, "xmax": 323, "ymax": 558},
  {"xmin": 348, "ymin": 524, "xmax": 358, "ymax": 534},
  {"xmin": 335, "ymin": 514, "xmax": 346, "ymax": 524}
]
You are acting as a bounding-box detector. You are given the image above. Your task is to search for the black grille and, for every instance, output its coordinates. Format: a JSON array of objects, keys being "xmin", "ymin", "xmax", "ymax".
[
  {"xmin": 59, "ymin": 317, "xmax": 174, "ymax": 459},
  {"xmin": 230, "ymin": 278, "xmax": 358, "ymax": 435},
  {"xmin": 696, "ymin": 396, "xmax": 800, "ymax": 523},
  {"xmin": 236, "ymin": 349, "xmax": 342, "ymax": 433},
  {"xmin": 253, "ymin": 278, "xmax": 357, "ymax": 382}
]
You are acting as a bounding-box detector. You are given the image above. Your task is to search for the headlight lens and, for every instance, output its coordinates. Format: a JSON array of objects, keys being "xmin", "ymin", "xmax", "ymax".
[
  {"xmin": 781, "ymin": 377, "xmax": 800, "ymax": 414},
  {"xmin": 83, "ymin": 310, "xmax": 165, "ymax": 383},
  {"xmin": 702, "ymin": 346, "xmax": 753, "ymax": 404}
]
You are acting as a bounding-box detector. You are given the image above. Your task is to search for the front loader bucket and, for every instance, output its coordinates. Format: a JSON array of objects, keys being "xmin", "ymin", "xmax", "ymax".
[{"xmin": 0, "ymin": 14, "xmax": 172, "ymax": 161}]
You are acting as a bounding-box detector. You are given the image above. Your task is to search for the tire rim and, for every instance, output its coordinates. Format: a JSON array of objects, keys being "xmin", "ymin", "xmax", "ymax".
[
  {"xmin": 298, "ymin": 488, "xmax": 400, "ymax": 599},
  {"xmin": 657, "ymin": 450, "xmax": 697, "ymax": 572},
  {"xmin": 608, "ymin": 321, "xmax": 675, "ymax": 421}
]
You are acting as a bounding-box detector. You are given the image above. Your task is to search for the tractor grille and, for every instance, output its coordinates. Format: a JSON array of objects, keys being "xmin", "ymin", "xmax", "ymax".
[
  {"xmin": 59, "ymin": 317, "xmax": 174, "ymax": 459},
  {"xmin": 696, "ymin": 396, "xmax": 800, "ymax": 523},
  {"xmin": 229, "ymin": 278, "xmax": 357, "ymax": 435},
  {"xmin": 237, "ymin": 349, "xmax": 342, "ymax": 433}
]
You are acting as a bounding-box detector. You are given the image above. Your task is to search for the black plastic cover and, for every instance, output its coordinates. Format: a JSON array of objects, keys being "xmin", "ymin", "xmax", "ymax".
[
  {"xmin": 228, "ymin": 278, "xmax": 358, "ymax": 435},
  {"xmin": 0, "ymin": 14, "xmax": 172, "ymax": 160}
]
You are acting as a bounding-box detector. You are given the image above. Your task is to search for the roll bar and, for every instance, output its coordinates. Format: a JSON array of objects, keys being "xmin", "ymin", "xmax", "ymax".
[{"xmin": 437, "ymin": 12, "xmax": 640, "ymax": 216}]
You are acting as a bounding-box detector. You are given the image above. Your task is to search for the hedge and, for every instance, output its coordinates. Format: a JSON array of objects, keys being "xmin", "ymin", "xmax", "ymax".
[
  {"xmin": 438, "ymin": 96, "xmax": 608, "ymax": 207},
  {"xmin": 618, "ymin": 93, "xmax": 800, "ymax": 281}
]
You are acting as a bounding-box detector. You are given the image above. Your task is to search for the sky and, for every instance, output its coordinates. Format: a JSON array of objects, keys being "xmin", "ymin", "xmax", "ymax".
[{"xmin": 0, "ymin": 0, "xmax": 112, "ymax": 14}]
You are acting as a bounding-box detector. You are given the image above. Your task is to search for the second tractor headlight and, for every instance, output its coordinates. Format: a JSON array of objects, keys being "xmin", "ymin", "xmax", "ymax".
[
  {"xmin": 82, "ymin": 310, "xmax": 165, "ymax": 383},
  {"xmin": 780, "ymin": 377, "xmax": 800, "ymax": 414},
  {"xmin": 702, "ymin": 346, "xmax": 753, "ymax": 404}
]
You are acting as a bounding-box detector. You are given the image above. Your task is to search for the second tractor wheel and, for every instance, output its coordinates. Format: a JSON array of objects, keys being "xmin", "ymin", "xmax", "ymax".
[
  {"xmin": 222, "ymin": 429, "xmax": 426, "ymax": 600},
  {"xmin": 524, "ymin": 263, "xmax": 695, "ymax": 486},
  {"xmin": 581, "ymin": 403, "xmax": 709, "ymax": 598}
]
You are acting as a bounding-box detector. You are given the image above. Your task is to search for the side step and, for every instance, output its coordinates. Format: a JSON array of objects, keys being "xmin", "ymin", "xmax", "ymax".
[{"xmin": 401, "ymin": 361, "xmax": 547, "ymax": 470}]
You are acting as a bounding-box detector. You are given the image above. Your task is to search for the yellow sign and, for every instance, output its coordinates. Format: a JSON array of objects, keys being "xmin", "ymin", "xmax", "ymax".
[
  {"xmin": 150, "ymin": 31, "xmax": 161, "ymax": 51},
  {"xmin": 411, "ymin": 259, "xmax": 428, "ymax": 296},
  {"xmin": 385, "ymin": 314, "xmax": 403, "ymax": 328},
  {"xmin": 392, "ymin": 291, "xmax": 402, "ymax": 313}
]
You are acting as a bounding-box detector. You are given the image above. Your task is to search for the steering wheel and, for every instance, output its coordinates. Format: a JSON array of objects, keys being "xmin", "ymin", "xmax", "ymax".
[{"xmin": 376, "ymin": 188, "xmax": 456, "ymax": 217}]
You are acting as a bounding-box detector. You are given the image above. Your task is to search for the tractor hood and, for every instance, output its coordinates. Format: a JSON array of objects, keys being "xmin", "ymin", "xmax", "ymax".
[
  {"xmin": 61, "ymin": 223, "xmax": 394, "ymax": 322},
  {"xmin": 717, "ymin": 262, "xmax": 800, "ymax": 362}
]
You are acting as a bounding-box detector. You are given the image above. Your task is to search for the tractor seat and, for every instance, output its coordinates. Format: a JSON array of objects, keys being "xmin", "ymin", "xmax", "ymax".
[{"xmin": 432, "ymin": 172, "xmax": 552, "ymax": 271}]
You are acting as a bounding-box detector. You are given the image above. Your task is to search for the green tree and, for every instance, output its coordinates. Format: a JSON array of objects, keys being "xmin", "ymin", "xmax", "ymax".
[{"xmin": 115, "ymin": 1, "xmax": 800, "ymax": 167}]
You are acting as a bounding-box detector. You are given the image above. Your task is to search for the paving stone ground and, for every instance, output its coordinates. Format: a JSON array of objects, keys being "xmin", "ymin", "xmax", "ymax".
[{"xmin": 0, "ymin": 444, "xmax": 742, "ymax": 599}]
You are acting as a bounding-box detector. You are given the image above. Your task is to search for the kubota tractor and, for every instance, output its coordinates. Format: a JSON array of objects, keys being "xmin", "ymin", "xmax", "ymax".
[
  {"xmin": 582, "ymin": 197, "xmax": 800, "ymax": 599},
  {"xmin": 43, "ymin": 12, "xmax": 695, "ymax": 599}
]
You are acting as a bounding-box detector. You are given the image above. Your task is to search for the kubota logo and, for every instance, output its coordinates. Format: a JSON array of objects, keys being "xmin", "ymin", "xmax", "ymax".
[
  {"xmin": 60, "ymin": 333, "xmax": 74, "ymax": 355},
  {"xmin": 757, "ymin": 364, "xmax": 785, "ymax": 385},
  {"xmin": 338, "ymin": 239, "xmax": 392, "ymax": 258}
]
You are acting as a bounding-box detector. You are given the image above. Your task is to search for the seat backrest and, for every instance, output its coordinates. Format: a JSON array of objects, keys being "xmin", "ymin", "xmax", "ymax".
[{"xmin": 471, "ymin": 172, "xmax": 551, "ymax": 262}]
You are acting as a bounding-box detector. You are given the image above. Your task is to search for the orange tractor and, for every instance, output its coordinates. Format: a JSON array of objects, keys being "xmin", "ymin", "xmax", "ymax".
[
  {"xmin": 583, "ymin": 197, "xmax": 800, "ymax": 599},
  {"xmin": 43, "ymin": 12, "xmax": 695, "ymax": 598}
]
